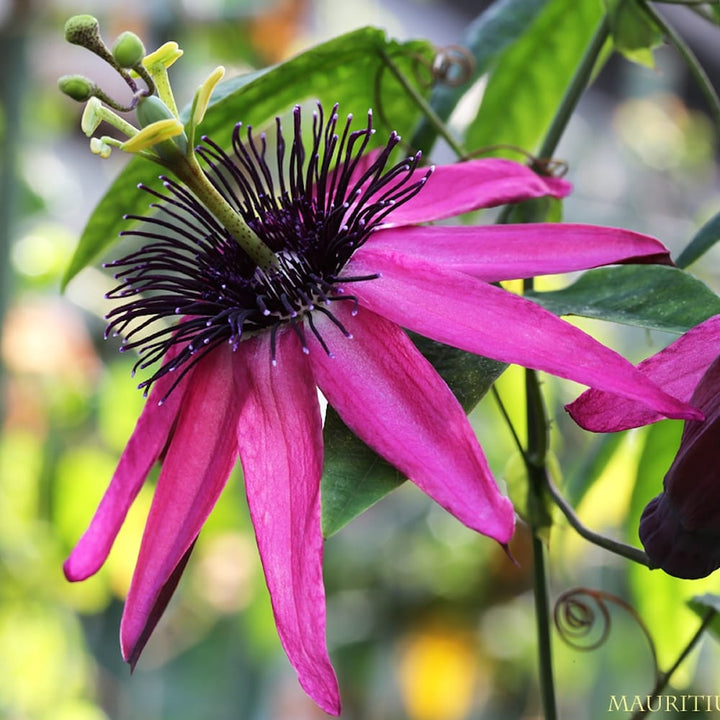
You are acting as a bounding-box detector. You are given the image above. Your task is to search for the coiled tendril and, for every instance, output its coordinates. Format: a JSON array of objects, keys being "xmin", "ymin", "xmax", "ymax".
[{"xmin": 553, "ymin": 587, "xmax": 660, "ymax": 682}]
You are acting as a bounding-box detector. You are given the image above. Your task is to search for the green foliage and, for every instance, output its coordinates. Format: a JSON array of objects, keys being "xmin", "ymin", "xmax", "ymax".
[
  {"xmin": 527, "ymin": 264, "xmax": 720, "ymax": 333},
  {"xmin": 676, "ymin": 210, "xmax": 720, "ymax": 269},
  {"xmin": 62, "ymin": 28, "xmax": 434, "ymax": 286},
  {"xmin": 464, "ymin": 0, "xmax": 603, "ymax": 158},
  {"xmin": 603, "ymin": 0, "xmax": 663, "ymax": 67}
]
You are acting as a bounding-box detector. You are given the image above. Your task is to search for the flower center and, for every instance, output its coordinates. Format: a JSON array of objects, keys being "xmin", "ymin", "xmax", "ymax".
[{"xmin": 105, "ymin": 103, "xmax": 430, "ymax": 399}]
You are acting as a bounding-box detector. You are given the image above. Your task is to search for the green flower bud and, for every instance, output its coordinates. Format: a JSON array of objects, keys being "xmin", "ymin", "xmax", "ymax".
[
  {"xmin": 113, "ymin": 31, "xmax": 146, "ymax": 69},
  {"xmin": 58, "ymin": 74, "xmax": 96, "ymax": 102},
  {"xmin": 64, "ymin": 15, "xmax": 102, "ymax": 47}
]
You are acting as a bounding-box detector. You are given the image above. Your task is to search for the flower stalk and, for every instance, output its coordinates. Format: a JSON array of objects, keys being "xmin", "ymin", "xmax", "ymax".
[
  {"xmin": 58, "ymin": 15, "xmax": 277, "ymax": 270},
  {"xmin": 518, "ymin": 14, "xmax": 611, "ymax": 720}
]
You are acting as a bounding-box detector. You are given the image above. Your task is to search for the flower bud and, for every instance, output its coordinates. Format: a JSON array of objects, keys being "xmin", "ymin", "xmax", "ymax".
[
  {"xmin": 64, "ymin": 15, "xmax": 102, "ymax": 47},
  {"xmin": 136, "ymin": 94, "xmax": 176, "ymax": 127},
  {"xmin": 113, "ymin": 31, "xmax": 146, "ymax": 68},
  {"xmin": 639, "ymin": 355, "xmax": 720, "ymax": 579},
  {"xmin": 58, "ymin": 74, "xmax": 96, "ymax": 102}
]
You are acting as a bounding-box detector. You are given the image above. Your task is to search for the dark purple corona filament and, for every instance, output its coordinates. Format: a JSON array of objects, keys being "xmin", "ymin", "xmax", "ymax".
[{"xmin": 104, "ymin": 104, "xmax": 431, "ymax": 399}]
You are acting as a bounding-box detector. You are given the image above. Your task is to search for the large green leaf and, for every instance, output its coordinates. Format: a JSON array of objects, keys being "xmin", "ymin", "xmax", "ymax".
[
  {"xmin": 465, "ymin": 0, "xmax": 603, "ymax": 157},
  {"xmin": 321, "ymin": 336, "xmax": 507, "ymax": 538},
  {"xmin": 526, "ymin": 265, "xmax": 720, "ymax": 333},
  {"xmin": 62, "ymin": 27, "xmax": 434, "ymax": 286},
  {"xmin": 410, "ymin": 0, "xmax": 552, "ymax": 152}
]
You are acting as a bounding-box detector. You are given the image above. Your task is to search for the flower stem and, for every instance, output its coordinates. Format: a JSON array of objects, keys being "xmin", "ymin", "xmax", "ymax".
[
  {"xmin": 524, "ymin": 368, "xmax": 558, "ymax": 720},
  {"xmin": 379, "ymin": 49, "xmax": 469, "ymax": 159},
  {"xmin": 640, "ymin": 1, "xmax": 720, "ymax": 131},
  {"xmin": 518, "ymin": 16, "xmax": 611, "ymax": 719},
  {"xmin": 496, "ymin": 14, "xmax": 610, "ymax": 225},
  {"xmin": 536, "ymin": 15, "xmax": 610, "ymax": 161},
  {"xmin": 630, "ymin": 607, "xmax": 716, "ymax": 720}
]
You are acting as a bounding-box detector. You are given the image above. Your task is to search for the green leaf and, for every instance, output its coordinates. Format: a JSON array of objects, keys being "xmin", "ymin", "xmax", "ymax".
[
  {"xmin": 675, "ymin": 209, "xmax": 720, "ymax": 269},
  {"xmin": 62, "ymin": 28, "xmax": 434, "ymax": 286},
  {"xmin": 321, "ymin": 337, "xmax": 507, "ymax": 537},
  {"xmin": 688, "ymin": 594, "xmax": 720, "ymax": 640},
  {"xmin": 603, "ymin": 0, "xmax": 663, "ymax": 67},
  {"xmin": 526, "ymin": 265, "xmax": 720, "ymax": 333},
  {"xmin": 464, "ymin": 0, "xmax": 603, "ymax": 157},
  {"xmin": 410, "ymin": 0, "xmax": 552, "ymax": 152},
  {"xmin": 320, "ymin": 408, "xmax": 403, "ymax": 539}
]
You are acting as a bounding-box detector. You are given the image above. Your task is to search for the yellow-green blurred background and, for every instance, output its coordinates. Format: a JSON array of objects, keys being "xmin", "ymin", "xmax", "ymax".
[{"xmin": 2, "ymin": 1, "xmax": 720, "ymax": 718}]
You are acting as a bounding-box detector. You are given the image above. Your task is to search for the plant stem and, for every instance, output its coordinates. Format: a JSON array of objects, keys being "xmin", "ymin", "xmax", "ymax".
[
  {"xmin": 496, "ymin": 14, "xmax": 610, "ymax": 224},
  {"xmin": 544, "ymin": 476, "xmax": 652, "ymax": 566},
  {"xmin": 379, "ymin": 49, "xmax": 469, "ymax": 159},
  {"xmin": 0, "ymin": 7, "xmax": 28, "ymax": 427},
  {"xmin": 531, "ymin": 530, "xmax": 558, "ymax": 720},
  {"xmin": 537, "ymin": 15, "xmax": 610, "ymax": 161},
  {"xmin": 630, "ymin": 608, "xmax": 716, "ymax": 720},
  {"xmin": 519, "ymin": 16, "xmax": 611, "ymax": 719}
]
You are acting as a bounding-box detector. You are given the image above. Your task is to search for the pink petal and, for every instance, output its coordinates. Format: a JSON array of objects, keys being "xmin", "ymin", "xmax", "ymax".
[
  {"xmin": 233, "ymin": 331, "xmax": 341, "ymax": 716},
  {"xmin": 567, "ymin": 315, "xmax": 720, "ymax": 431},
  {"xmin": 63, "ymin": 349, "xmax": 192, "ymax": 582},
  {"xmin": 121, "ymin": 344, "xmax": 241, "ymax": 667},
  {"xmin": 370, "ymin": 223, "xmax": 671, "ymax": 282},
  {"xmin": 382, "ymin": 158, "xmax": 571, "ymax": 226},
  {"xmin": 307, "ymin": 304, "xmax": 515, "ymax": 545},
  {"xmin": 347, "ymin": 247, "xmax": 701, "ymax": 423}
]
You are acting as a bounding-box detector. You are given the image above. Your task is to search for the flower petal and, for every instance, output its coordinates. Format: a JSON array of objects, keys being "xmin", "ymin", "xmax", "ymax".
[
  {"xmin": 370, "ymin": 223, "xmax": 671, "ymax": 282},
  {"xmin": 348, "ymin": 247, "xmax": 701, "ymax": 423},
  {"xmin": 307, "ymin": 304, "xmax": 515, "ymax": 545},
  {"xmin": 382, "ymin": 159, "xmax": 571, "ymax": 226},
  {"xmin": 233, "ymin": 331, "xmax": 340, "ymax": 716},
  {"xmin": 63, "ymin": 349, "xmax": 192, "ymax": 582},
  {"xmin": 120, "ymin": 345, "xmax": 240, "ymax": 667},
  {"xmin": 567, "ymin": 315, "xmax": 720, "ymax": 432}
]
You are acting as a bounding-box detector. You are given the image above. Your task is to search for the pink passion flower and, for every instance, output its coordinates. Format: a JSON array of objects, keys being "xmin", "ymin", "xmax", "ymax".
[
  {"xmin": 569, "ymin": 314, "xmax": 720, "ymax": 579},
  {"xmin": 64, "ymin": 105, "xmax": 699, "ymax": 715}
]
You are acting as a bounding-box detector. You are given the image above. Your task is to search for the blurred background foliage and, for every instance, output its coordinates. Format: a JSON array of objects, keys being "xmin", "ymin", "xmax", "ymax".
[{"xmin": 1, "ymin": 0, "xmax": 720, "ymax": 718}]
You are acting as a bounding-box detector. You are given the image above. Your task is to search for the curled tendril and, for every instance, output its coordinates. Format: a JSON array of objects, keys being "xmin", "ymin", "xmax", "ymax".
[
  {"xmin": 431, "ymin": 45, "xmax": 475, "ymax": 87},
  {"xmin": 469, "ymin": 143, "xmax": 569, "ymax": 178},
  {"xmin": 408, "ymin": 45, "xmax": 475, "ymax": 90},
  {"xmin": 554, "ymin": 588, "xmax": 661, "ymax": 683},
  {"xmin": 371, "ymin": 45, "xmax": 474, "ymax": 149}
]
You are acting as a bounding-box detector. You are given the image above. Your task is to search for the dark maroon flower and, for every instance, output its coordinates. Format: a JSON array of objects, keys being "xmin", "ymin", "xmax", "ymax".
[{"xmin": 639, "ymin": 354, "xmax": 720, "ymax": 579}]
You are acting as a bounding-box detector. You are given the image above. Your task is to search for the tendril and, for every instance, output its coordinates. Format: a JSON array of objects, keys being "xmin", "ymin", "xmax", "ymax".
[
  {"xmin": 373, "ymin": 48, "xmax": 469, "ymax": 159},
  {"xmin": 554, "ymin": 588, "xmax": 660, "ymax": 683},
  {"xmin": 431, "ymin": 45, "xmax": 475, "ymax": 87},
  {"xmin": 468, "ymin": 143, "xmax": 569, "ymax": 178}
]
